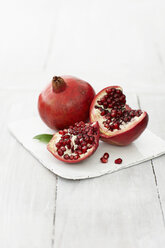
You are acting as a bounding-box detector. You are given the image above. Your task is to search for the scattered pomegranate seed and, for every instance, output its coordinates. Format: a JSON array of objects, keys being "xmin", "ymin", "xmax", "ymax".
[
  {"xmin": 100, "ymin": 157, "xmax": 108, "ymax": 163},
  {"xmin": 115, "ymin": 158, "xmax": 122, "ymax": 164},
  {"xmin": 103, "ymin": 152, "xmax": 109, "ymax": 159}
]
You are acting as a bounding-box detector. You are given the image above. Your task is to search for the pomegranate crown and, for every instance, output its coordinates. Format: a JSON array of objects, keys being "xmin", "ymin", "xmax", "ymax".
[{"xmin": 52, "ymin": 76, "xmax": 66, "ymax": 93}]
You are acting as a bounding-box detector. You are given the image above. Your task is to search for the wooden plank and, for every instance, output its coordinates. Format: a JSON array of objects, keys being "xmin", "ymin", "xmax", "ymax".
[
  {"xmin": 139, "ymin": 93, "xmax": 165, "ymax": 221},
  {"xmin": 54, "ymin": 162, "xmax": 165, "ymax": 248},
  {"xmin": 53, "ymin": 94, "xmax": 165, "ymax": 248},
  {"xmin": 0, "ymin": 90, "xmax": 56, "ymax": 248}
]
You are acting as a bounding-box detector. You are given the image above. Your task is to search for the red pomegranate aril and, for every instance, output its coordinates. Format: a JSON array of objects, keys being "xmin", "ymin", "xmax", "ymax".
[
  {"xmin": 100, "ymin": 157, "xmax": 108, "ymax": 163},
  {"xmin": 77, "ymin": 150, "xmax": 83, "ymax": 155},
  {"xmin": 104, "ymin": 124, "xmax": 109, "ymax": 128},
  {"xmin": 60, "ymin": 146, "xmax": 66, "ymax": 152},
  {"xmin": 115, "ymin": 158, "xmax": 122, "ymax": 164},
  {"xmin": 79, "ymin": 139, "xmax": 84, "ymax": 144},
  {"xmin": 82, "ymin": 146, "xmax": 87, "ymax": 153},
  {"xmin": 70, "ymin": 155, "xmax": 74, "ymax": 160},
  {"xmin": 67, "ymin": 144, "xmax": 71, "ymax": 149},
  {"xmin": 81, "ymin": 141, "xmax": 87, "ymax": 147},
  {"xmin": 111, "ymin": 112, "xmax": 116, "ymax": 118},
  {"xmin": 103, "ymin": 152, "xmax": 109, "ymax": 159},
  {"xmin": 89, "ymin": 136, "xmax": 94, "ymax": 143},
  {"xmin": 58, "ymin": 149, "xmax": 64, "ymax": 156},
  {"xmin": 88, "ymin": 144, "xmax": 93, "ymax": 149},
  {"xmin": 84, "ymin": 136, "xmax": 89, "ymax": 142},
  {"xmin": 56, "ymin": 142, "xmax": 61, "ymax": 149},
  {"xmin": 64, "ymin": 154, "xmax": 70, "ymax": 160},
  {"xmin": 74, "ymin": 155, "xmax": 79, "ymax": 160},
  {"xmin": 63, "ymin": 135, "xmax": 70, "ymax": 139},
  {"xmin": 101, "ymin": 110, "xmax": 106, "ymax": 116},
  {"xmin": 113, "ymin": 123, "xmax": 119, "ymax": 129}
]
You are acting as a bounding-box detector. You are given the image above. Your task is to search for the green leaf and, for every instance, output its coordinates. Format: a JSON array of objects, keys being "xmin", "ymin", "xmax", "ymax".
[{"xmin": 33, "ymin": 134, "xmax": 53, "ymax": 144}]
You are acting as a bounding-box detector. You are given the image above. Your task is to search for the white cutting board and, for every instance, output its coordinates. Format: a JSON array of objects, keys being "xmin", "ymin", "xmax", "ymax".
[{"xmin": 8, "ymin": 117, "xmax": 165, "ymax": 180}]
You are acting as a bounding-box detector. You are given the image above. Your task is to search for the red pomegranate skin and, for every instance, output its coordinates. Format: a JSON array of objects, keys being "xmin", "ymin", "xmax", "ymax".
[{"xmin": 38, "ymin": 76, "xmax": 95, "ymax": 130}]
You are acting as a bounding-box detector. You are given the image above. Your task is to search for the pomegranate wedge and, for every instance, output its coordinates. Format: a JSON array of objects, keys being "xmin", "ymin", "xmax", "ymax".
[
  {"xmin": 47, "ymin": 121, "xmax": 100, "ymax": 163},
  {"xmin": 90, "ymin": 86, "xmax": 148, "ymax": 146}
]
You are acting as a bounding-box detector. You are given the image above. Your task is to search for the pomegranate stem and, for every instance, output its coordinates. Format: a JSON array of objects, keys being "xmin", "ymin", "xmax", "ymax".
[{"xmin": 52, "ymin": 76, "xmax": 66, "ymax": 93}]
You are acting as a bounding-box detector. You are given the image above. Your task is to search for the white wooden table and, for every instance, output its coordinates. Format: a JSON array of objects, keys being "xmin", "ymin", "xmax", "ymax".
[{"xmin": 0, "ymin": 0, "xmax": 165, "ymax": 247}]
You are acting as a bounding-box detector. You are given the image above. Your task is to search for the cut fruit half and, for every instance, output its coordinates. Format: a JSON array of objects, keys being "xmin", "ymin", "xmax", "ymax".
[
  {"xmin": 47, "ymin": 121, "xmax": 100, "ymax": 163},
  {"xmin": 90, "ymin": 86, "xmax": 148, "ymax": 146}
]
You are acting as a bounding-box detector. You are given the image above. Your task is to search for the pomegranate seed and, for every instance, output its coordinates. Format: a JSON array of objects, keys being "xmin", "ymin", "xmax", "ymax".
[
  {"xmin": 64, "ymin": 135, "xmax": 70, "ymax": 139},
  {"xmin": 111, "ymin": 112, "xmax": 117, "ymax": 118},
  {"xmin": 100, "ymin": 157, "xmax": 108, "ymax": 163},
  {"xmin": 103, "ymin": 152, "xmax": 109, "ymax": 159},
  {"xmin": 67, "ymin": 144, "xmax": 71, "ymax": 149},
  {"xmin": 64, "ymin": 154, "xmax": 70, "ymax": 160},
  {"xmin": 74, "ymin": 155, "xmax": 79, "ymax": 160},
  {"xmin": 70, "ymin": 155, "xmax": 74, "ymax": 160},
  {"xmin": 124, "ymin": 117, "xmax": 128, "ymax": 122},
  {"xmin": 101, "ymin": 110, "xmax": 106, "ymax": 116},
  {"xmin": 88, "ymin": 144, "xmax": 93, "ymax": 149},
  {"xmin": 97, "ymin": 101, "xmax": 102, "ymax": 105},
  {"xmin": 116, "ymin": 89, "xmax": 121, "ymax": 95},
  {"xmin": 84, "ymin": 136, "xmax": 89, "ymax": 142},
  {"xmin": 81, "ymin": 141, "xmax": 87, "ymax": 147},
  {"xmin": 71, "ymin": 146, "xmax": 74, "ymax": 153},
  {"xmin": 61, "ymin": 146, "xmax": 66, "ymax": 152},
  {"xmin": 106, "ymin": 88, "xmax": 112, "ymax": 94},
  {"xmin": 82, "ymin": 146, "xmax": 87, "ymax": 153},
  {"xmin": 115, "ymin": 158, "xmax": 122, "ymax": 164},
  {"xmin": 58, "ymin": 149, "xmax": 64, "ymax": 156},
  {"xmin": 56, "ymin": 142, "xmax": 61, "ymax": 149},
  {"xmin": 108, "ymin": 104, "xmax": 113, "ymax": 108},
  {"xmin": 104, "ymin": 124, "xmax": 109, "ymax": 128},
  {"xmin": 59, "ymin": 130, "xmax": 64, "ymax": 135},
  {"xmin": 113, "ymin": 123, "xmax": 119, "ymax": 129},
  {"xmin": 77, "ymin": 150, "xmax": 82, "ymax": 155}
]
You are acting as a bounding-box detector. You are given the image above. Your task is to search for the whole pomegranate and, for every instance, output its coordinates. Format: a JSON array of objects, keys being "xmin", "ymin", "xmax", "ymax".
[
  {"xmin": 38, "ymin": 76, "xmax": 95, "ymax": 130},
  {"xmin": 90, "ymin": 86, "xmax": 149, "ymax": 146},
  {"xmin": 47, "ymin": 121, "xmax": 99, "ymax": 163}
]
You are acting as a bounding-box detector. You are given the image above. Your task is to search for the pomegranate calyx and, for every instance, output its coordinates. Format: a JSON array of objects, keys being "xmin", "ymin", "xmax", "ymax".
[{"xmin": 52, "ymin": 76, "xmax": 67, "ymax": 93}]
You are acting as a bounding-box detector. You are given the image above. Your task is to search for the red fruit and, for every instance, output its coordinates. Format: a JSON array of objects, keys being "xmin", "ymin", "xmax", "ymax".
[
  {"xmin": 47, "ymin": 121, "xmax": 100, "ymax": 164},
  {"xmin": 90, "ymin": 86, "xmax": 149, "ymax": 146},
  {"xmin": 103, "ymin": 152, "xmax": 109, "ymax": 159},
  {"xmin": 115, "ymin": 158, "xmax": 122, "ymax": 164},
  {"xmin": 100, "ymin": 157, "xmax": 108, "ymax": 163},
  {"xmin": 38, "ymin": 76, "xmax": 95, "ymax": 130}
]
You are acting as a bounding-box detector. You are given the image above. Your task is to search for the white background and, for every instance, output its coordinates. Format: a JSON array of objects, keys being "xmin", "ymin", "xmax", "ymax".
[{"xmin": 0, "ymin": 0, "xmax": 165, "ymax": 247}]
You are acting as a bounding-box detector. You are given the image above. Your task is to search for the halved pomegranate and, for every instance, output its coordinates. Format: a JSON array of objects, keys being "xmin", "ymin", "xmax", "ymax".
[
  {"xmin": 90, "ymin": 86, "xmax": 149, "ymax": 146},
  {"xmin": 47, "ymin": 121, "xmax": 100, "ymax": 163}
]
